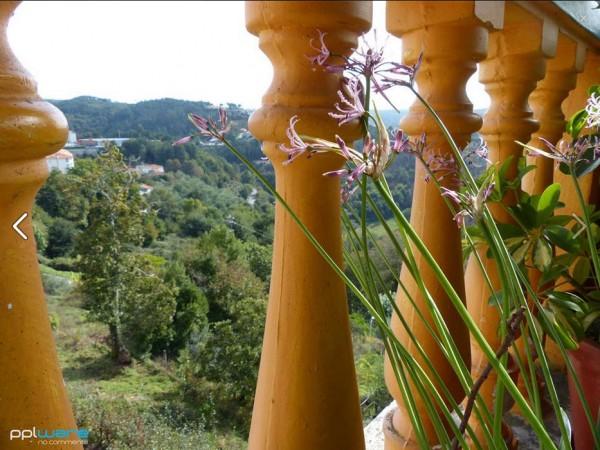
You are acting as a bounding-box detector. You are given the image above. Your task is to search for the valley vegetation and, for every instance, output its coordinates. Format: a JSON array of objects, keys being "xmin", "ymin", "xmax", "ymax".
[{"xmin": 35, "ymin": 97, "xmax": 414, "ymax": 449}]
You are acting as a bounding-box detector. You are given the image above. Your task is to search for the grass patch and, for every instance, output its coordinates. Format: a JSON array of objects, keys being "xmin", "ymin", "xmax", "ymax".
[{"xmin": 46, "ymin": 266, "xmax": 246, "ymax": 450}]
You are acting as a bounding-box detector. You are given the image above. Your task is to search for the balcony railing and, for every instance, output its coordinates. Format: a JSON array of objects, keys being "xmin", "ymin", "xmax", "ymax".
[{"xmin": 0, "ymin": 1, "xmax": 598, "ymax": 449}]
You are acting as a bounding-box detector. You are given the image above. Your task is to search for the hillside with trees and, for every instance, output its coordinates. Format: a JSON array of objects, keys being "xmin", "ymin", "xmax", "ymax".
[{"xmin": 49, "ymin": 97, "xmax": 249, "ymax": 139}]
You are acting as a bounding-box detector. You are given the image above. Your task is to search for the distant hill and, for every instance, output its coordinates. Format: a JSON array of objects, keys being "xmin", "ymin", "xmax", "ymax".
[
  {"xmin": 49, "ymin": 96, "xmax": 410, "ymax": 141},
  {"xmin": 48, "ymin": 96, "xmax": 249, "ymax": 140}
]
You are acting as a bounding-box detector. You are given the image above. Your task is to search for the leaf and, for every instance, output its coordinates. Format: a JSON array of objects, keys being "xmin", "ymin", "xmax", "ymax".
[
  {"xmin": 583, "ymin": 310, "xmax": 600, "ymax": 330},
  {"xmin": 541, "ymin": 308, "xmax": 579, "ymax": 350},
  {"xmin": 546, "ymin": 214, "xmax": 572, "ymax": 226},
  {"xmin": 559, "ymin": 161, "xmax": 571, "ymax": 176},
  {"xmin": 539, "ymin": 264, "xmax": 568, "ymax": 286},
  {"xmin": 496, "ymin": 223, "xmax": 523, "ymax": 239},
  {"xmin": 558, "ymin": 408, "xmax": 572, "ymax": 450},
  {"xmin": 571, "ymin": 256, "xmax": 591, "ymax": 285},
  {"xmin": 592, "ymin": 223, "xmax": 600, "ymax": 243},
  {"xmin": 566, "ymin": 109, "xmax": 588, "ymax": 139},
  {"xmin": 536, "ymin": 183, "xmax": 561, "ymax": 224},
  {"xmin": 487, "ymin": 290, "xmax": 503, "ymax": 307},
  {"xmin": 512, "ymin": 241, "xmax": 531, "ymax": 265},
  {"xmin": 575, "ymin": 147, "xmax": 600, "ymax": 178},
  {"xmin": 548, "ymin": 291, "xmax": 586, "ymax": 314},
  {"xmin": 544, "ymin": 225, "xmax": 580, "ymax": 253},
  {"xmin": 496, "ymin": 156, "xmax": 515, "ymax": 195},
  {"xmin": 554, "ymin": 253, "xmax": 575, "ymax": 267},
  {"xmin": 533, "ymin": 238, "xmax": 553, "ymax": 272},
  {"xmin": 505, "ymin": 237, "xmax": 526, "ymax": 251},
  {"xmin": 588, "ymin": 290, "xmax": 600, "ymax": 301},
  {"xmin": 513, "ymin": 202, "xmax": 539, "ymax": 229},
  {"xmin": 578, "ymin": 156, "xmax": 600, "ymax": 178},
  {"xmin": 517, "ymin": 156, "xmax": 536, "ymax": 180}
]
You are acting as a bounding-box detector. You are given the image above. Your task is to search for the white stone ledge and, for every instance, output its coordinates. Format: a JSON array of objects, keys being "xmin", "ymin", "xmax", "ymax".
[{"xmin": 364, "ymin": 401, "xmax": 396, "ymax": 450}]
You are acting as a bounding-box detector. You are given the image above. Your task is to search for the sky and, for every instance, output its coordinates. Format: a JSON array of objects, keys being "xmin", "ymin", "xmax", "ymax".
[{"xmin": 8, "ymin": 1, "xmax": 489, "ymax": 110}]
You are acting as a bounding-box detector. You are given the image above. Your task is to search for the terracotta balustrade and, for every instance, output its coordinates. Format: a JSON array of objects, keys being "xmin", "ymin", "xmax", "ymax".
[
  {"xmin": 465, "ymin": 3, "xmax": 557, "ymax": 444},
  {"xmin": 555, "ymin": 50, "xmax": 600, "ymax": 216},
  {"xmin": 0, "ymin": 2, "xmax": 81, "ymax": 449},
  {"xmin": 517, "ymin": 30, "xmax": 584, "ymax": 385},
  {"xmin": 242, "ymin": 1, "xmax": 599, "ymax": 447},
  {"xmin": 383, "ymin": 2, "xmax": 503, "ymax": 449},
  {"xmin": 245, "ymin": 2, "xmax": 371, "ymax": 449},
  {"xmin": 2, "ymin": 1, "xmax": 598, "ymax": 449},
  {"xmin": 523, "ymin": 33, "xmax": 584, "ymax": 196}
]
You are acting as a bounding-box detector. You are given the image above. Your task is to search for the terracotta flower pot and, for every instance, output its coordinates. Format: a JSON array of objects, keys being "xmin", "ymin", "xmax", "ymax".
[{"xmin": 567, "ymin": 339, "xmax": 600, "ymax": 450}]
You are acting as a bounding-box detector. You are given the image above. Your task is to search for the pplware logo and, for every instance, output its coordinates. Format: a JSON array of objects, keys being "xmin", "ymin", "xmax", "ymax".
[{"xmin": 9, "ymin": 427, "xmax": 89, "ymax": 446}]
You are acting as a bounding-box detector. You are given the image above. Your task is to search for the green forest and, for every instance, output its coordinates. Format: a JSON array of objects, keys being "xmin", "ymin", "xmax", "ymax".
[{"xmin": 35, "ymin": 97, "xmax": 415, "ymax": 449}]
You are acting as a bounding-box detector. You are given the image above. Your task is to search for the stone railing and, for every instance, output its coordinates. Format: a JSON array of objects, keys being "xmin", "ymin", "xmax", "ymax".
[
  {"xmin": 0, "ymin": 1, "xmax": 597, "ymax": 449},
  {"xmin": 244, "ymin": 2, "xmax": 600, "ymax": 450},
  {"xmin": 0, "ymin": 2, "xmax": 79, "ymax": 449}
]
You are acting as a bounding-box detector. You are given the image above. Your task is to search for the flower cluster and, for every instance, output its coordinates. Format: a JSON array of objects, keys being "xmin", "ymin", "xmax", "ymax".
[
  {"xmin": 279, "ymin": 112, "xmax": 402, "ymax": 201},
  {"xmin": 525, "ymin": 135, "xmax": 600, "ymax": 165},
  {"xmin": 441, "ymin": 180, "xmax": 495, "ymax": 228},
  {"xmin": 308, "ymin": 30, "xmax": 421, "ymax": 96},
  {"xmin": 585, "ymin": 93, "xmax": 600, "ymax": 129},
  {"xmin": 173, "ymin": 106, "xmax": 230, "ymax": 146},
  {"xmin": 280, "ymin": 112, "xmax": 479, "ymax": 202},
  {"xmin": 281, "ymin": 30, "xmax": 488, "ymax": 202},
  {"xmin": 329, "ymin": 77, "xmax": 366, "ymax": 126},
  {"xmin": 391, "ymin": 132, "xmax": 465, "ymax": 186}
]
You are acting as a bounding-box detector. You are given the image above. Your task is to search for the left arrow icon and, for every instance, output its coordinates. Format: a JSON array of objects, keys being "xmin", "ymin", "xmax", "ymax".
[{"xmin": 13, "ymin": 213, "xmax": 28, "ymax": 240}]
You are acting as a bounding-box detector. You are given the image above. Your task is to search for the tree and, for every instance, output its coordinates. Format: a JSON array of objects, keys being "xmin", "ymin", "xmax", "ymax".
[
  {"xmin": 46, "ymin": 218, "xmax": 79, "ymax": 258},
  {"xmin": 118, "ymin": 254, "xmax": 177, "ymax": 356},
  {"xmin": 160, "ymin": 261, "xmax": 208, "ymax": 355},
  {"xmin": 77, "ymin": 146, "xmax": 174, "ymax": 363},
  {"xmin": 178, "ymin": 226, "xmax": 268, "ymax": 431},
  {"xmin": 37, "ymin": 170, "xmax": 88, "ymax": 221}
]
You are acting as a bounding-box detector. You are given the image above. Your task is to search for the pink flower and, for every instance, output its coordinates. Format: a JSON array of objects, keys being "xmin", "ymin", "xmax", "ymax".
[
  {"xmin": 329, "ymin": 77, "xmax": 366, "ymax": 126},
  {"xmin": 306, "ymin": 30, "xmax": 422, "ymax": 94},
  {"xmin": 392, "ymin": 129, "xmax": 410, "ymax": 153},
  {"xmin": 307, "ymin": 30, "xmax": 331, "ymax": 66},
  {"xmin": 172, "ymin": 135, "xmax": 193, "ymax": 147},
  {"xmin": 441, "ymin": 179, "xmax": 495, "ymax": 228},
  {"xmin": 184, "ymin": 105, "xmax": 231, "ymax": 142},
  {"xmin": 525, "ymin": 136, "xmax": 600, "ymax": 164},
  {"xmin": 279, "ymin": 116, "xmax": 310, "ymax": 164},
  {"xmin": 585, "ymin": 93, "xmax": 600, "ymax": 129}
]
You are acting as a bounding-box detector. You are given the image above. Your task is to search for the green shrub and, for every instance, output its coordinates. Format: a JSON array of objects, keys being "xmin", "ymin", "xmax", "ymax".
[
  {"xmin": 72, "ymin": 392, "xmax": 244, "ymax": 450},
  {"xmin": 41, "ymin": 271, "xmax": 73, "ymax": 296}
]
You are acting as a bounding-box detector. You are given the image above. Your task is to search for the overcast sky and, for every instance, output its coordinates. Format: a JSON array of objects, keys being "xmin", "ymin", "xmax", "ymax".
[{"xmin": 8, "ymin": 1, "xmax": 489, "ymax": 110}]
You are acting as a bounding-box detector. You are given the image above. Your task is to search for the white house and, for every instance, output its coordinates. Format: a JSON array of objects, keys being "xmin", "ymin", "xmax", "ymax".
[
  {"xmin": 139, "ymin": 183, "xmax": 154, "ymax": 195},
  {"xmin": 46, "ymin": 149, "xmax": 75, "ymax": 173},
  {"xmin": 134, "ymin": 164, "xmax": 165, "ymax": 176}
]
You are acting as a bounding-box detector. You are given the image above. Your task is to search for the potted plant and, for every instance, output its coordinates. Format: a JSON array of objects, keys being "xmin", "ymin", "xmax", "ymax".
[{"xmin": 521, "ymin": 86, "xmax": 600, "ymax": 449}]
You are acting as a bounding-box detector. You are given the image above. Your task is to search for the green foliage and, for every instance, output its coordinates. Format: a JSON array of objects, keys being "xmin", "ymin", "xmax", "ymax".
[
  {"xmin": 32, "ymin": 95, "xmax": 414, "ymax": 443},
  {"xmin": 49, "ymin": 97, "xmax": 248, "ymax": 140},
  {"xmin": 37, "ymin": 169, "xmax": 89, "ymax": 222},
  {"xmin": 72, "ymin": 390, "xmax": 245, "ymax": 450},
  {"xmin": 32, "ymin": 205, "xmax": 49, "ymax": 253},
  {"xmin": 350, "ymin": 313, "xmax": 392, "ymax": 422},
  {"xmin": 117, "ymin": 254, "xmax": 178, "ymax": 357},
  {"xmin": 47, "ymin": 217, "xmax": 79, "ymax": 258},
  {"xmin": 41, "ymin": 269, "xmax": 74, "ymax": 297},
  {"xmin": 475, "ymin": 156, "xmax": 600, "ymax": 348},
  {"xmin": 161, "ymin": 261, "xmax": 209, "ymax": 355},
  {"xmin": 178, "ymin": 226, "xmax": 268, "ymax": 433},
  {"xmin": 76, "ymin": 147, "xmax": 177, "ymax": 360}
]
